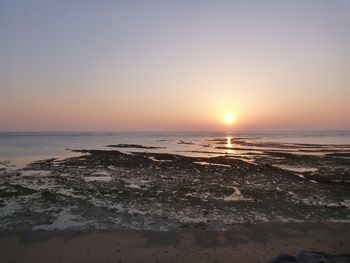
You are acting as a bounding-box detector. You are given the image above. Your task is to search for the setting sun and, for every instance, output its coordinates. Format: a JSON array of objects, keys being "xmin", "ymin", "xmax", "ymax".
[{"xmin": 224, "ymin": 114, "xmax": 234, "ymax": 124}]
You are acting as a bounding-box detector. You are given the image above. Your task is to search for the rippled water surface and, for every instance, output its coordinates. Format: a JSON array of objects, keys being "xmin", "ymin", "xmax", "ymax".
[{"xmin": 1, "ymin": 131, "xmax": 349, "ymax": 166}]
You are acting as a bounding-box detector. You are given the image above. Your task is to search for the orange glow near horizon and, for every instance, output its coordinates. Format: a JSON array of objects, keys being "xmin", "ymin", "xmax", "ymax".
[{"xmin": 1, "ymin": 1, "xmax": 350, "ymax": 132}]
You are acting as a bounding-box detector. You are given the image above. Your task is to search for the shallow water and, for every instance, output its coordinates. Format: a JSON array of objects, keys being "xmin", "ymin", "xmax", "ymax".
[{"xmin": 1, "ymin": 131, "xmax": 349, "ymax": 167}]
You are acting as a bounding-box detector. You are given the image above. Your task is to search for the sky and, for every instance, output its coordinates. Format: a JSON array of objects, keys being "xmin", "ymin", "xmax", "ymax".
[{"xmin": 1, "ymin": 0, "xmax": 349, "ymax": 131}]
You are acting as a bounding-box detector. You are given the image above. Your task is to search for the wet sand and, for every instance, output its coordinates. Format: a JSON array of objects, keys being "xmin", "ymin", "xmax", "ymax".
[{"xmin": 1, "ymin": 223, "xmax": 349, "ymax": 263}]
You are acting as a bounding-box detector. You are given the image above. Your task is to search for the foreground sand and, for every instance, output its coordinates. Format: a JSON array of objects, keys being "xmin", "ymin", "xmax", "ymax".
[{"xmin": 0, "ymin": 222, "xmax": 349, "ymax": 263}]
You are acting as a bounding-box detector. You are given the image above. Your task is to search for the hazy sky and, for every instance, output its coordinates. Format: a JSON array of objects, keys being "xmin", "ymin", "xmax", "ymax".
[{"xmin": 1, "ymin": 0, "xmax": 349, "ymax": 131}]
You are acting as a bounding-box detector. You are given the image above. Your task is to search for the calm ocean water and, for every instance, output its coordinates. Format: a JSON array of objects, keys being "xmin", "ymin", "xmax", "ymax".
[{"xmin": 1, "ymin": 131, "xmax": 350, "ymax": 167}]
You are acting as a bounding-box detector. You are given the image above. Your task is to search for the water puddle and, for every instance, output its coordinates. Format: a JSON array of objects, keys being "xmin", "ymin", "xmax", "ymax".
[{"xmin": 193, "ymin": 161, "xmax": 231, "ymax": 168}]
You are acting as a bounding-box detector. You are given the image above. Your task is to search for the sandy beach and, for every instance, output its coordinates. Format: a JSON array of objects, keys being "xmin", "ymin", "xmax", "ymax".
[{"xmin": 1, "ymin": 222, "xmax": 349, "ymax": 263}]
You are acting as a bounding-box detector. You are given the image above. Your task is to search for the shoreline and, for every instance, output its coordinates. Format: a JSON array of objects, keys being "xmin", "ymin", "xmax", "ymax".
[{"xmin": 0, "ymin": 222, "xmax": 349, "ymax": 263}]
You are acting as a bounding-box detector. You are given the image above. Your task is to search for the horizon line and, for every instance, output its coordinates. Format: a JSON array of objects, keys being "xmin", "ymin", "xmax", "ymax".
[{"xmin": 0, "ymin": 129, "xmax": 349, "ymax": 133}]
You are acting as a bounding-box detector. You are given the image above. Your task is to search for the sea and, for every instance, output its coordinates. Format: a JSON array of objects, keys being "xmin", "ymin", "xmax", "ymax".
[{"xmin": 1, "ymin": 130, "xmax": 350, "ymax": 167}]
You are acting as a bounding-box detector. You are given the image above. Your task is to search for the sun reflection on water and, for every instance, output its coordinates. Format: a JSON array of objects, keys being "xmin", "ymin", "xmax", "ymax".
[{"xmin": 226, "ymin": 137, "xmax": 233, "ymax": 154}]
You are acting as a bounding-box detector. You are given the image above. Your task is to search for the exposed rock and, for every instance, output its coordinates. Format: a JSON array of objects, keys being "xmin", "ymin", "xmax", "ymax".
[
  {"xmin": 106, "ymin": 144, "xmax": 165, "ymax": 149},
  {"xmin": 267, "ymin": 251, "xmax": 350, "ymax": 263},
  {"xmin": 267, "ymin": 253, "xmax": 296, "ymax": 263}
]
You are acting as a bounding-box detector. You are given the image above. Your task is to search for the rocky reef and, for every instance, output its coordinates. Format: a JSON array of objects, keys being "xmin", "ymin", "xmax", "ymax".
[{"xmin": 0, "ymin": 138, "xmax": 349, "ymax": 231}]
